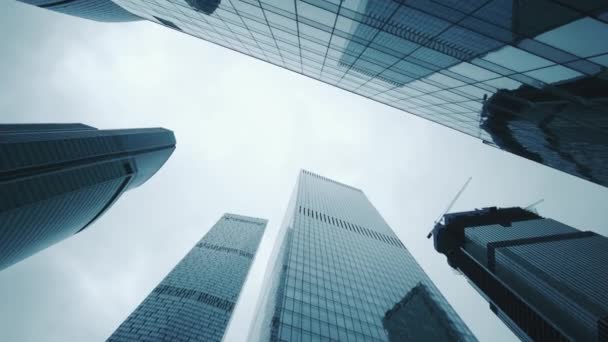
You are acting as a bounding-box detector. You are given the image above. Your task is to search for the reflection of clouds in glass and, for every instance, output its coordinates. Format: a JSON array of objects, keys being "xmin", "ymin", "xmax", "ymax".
[
  {"xmin": 589, "ymin": 54, "xmax": 608, "ymax": 67},
  {"xmin": 524, "ymin": 65, "xmax": 582, "ymax": 84},
  {"xmin": 536, "ymin": 18, "xmax": 608, "ymax": 58},
  {"xmin": 483, "ymin": 46, "xmax": 553, "ymax": 73},
  {"xmin": 449, "ymin": 62, "xmax": 501, "ymax": 82}
]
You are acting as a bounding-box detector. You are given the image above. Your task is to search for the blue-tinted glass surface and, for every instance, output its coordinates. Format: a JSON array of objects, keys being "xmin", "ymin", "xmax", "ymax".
[
  {"xmin": 21, "ymin": 0, "xmax": 608, "ymax": 188},
  {"xmin": 108, "ymin": 214, "xmax": 267, "ymax": 342},
  {"xmin": 83, "ymin": 0, "xmax": 608, "ymax": 189},
  {"xmin": 261, "ymin": 171, "xmax": 475, "ymax": 342},
  {"xmin": 443, "ymin": 208, "xmax": 608, "ymax": 341},
  {"xmin": 17, "ymin": 0, "xmax": 141, "ymax": 22},
  {"xmin": 0, "ymin": 124, "xmax": 175, "ymax": 271}
]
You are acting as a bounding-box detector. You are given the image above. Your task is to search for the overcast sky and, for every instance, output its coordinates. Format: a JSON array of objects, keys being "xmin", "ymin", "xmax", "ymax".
[{"xmin": 1, "ymin": 2, "xmax": 608, "ymax": 342}]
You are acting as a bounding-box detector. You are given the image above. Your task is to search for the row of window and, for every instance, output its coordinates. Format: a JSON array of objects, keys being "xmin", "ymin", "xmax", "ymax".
[
  {"xmin": 196, "ymin": 242, "xmax": 254, "ymax": 259},
  {"xmin": 301, "ymin": 170, "xmax": 361, "ymax": 192},
  {"xmin": 268, "ymin": 173, "xmax": 474, "ymax": 341},
  {"xmin": 110, "ymin": 289, "xmax": 230, "ymax": 341},
  {"xmin": 120, "ymin": 1, "xmax": 600, "ymax": 146},
  {"xmin": 153, "ymin": 284, "xmax": 235, "ymax": 312},
  {"xmin": 223, "ymin": 214, "xmax": 267, "ymax": 226},
  {"xmin": 298, "ymin": 205, "xmax": 405, "ymax": 248}
]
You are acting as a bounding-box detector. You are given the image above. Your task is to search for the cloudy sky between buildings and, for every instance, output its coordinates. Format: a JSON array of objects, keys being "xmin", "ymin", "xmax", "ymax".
[{"xmin": 1, "ymin": 2, "xmax": 608, "ymax": 341}]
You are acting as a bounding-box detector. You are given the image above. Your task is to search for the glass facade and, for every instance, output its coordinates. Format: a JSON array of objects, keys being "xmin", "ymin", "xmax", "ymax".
[
  {"xmin": 36, "ymin": 0, "xmax": 603, "ymax": 188},
  {"xmin": 17, "ymin": 0, "xmax": 141, "ymax": 22},
  {"xmin": 252, "ymin": 170, "xmax": 475, "ymax": 342},
  {"xmin": 433, "ymin": 207, "xmax": 608, "ymax": 341},
  {"xmin": 108, "ymin": 214, "xmax": 267, "ymax": 342},
  {"xmin": 0, "ymin": 124, "xmax": 175, "ymax": 271}
]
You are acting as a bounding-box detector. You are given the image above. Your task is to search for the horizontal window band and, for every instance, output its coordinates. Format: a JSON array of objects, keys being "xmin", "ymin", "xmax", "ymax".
[
  {"xmin": 153, "ymin": 284, "xmax": 235, "ymax": 312},
  {"xmin": 224, "ymin": 216, "xmax": 266, "ymax": 226},
  {"xmin": 298, "ymin": 206, "xmax": 405, "ymax": 249},
  {"xmin": 196, "ymin": 242, "xmax": 254, "ymax": 259}
]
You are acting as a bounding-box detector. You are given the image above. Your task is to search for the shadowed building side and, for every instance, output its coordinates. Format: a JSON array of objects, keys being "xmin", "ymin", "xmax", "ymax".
[
  {"xmin": 16, "ymin": 0, "xmax": 141, "ymax": 22},
  {"xmin": 0, "ymin": 123, "xmax": 175, "ymax": 271},
  {"xmin": 432, "ymin": 207, "xmax": 608, "ymax": 341}
]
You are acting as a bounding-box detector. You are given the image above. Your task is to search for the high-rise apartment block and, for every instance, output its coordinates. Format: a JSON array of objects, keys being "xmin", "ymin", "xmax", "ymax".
[
  {"xmin": 108, "ymin": 213, "xmax": 267, "ymax": 341},
  {"xmin": 432, "ymin": 206, "xmax": 608, "ymax": 341},
  {"xmin": 19, "ymin": 0, "xmax": 608, "ymax": 188},
  {"xmin": 0, "ymin": 123, "xmax": 175, "ymax": 271},
  {"xmin": 250, "ymin": 170, "xmax": 475, "ymax": 341}
]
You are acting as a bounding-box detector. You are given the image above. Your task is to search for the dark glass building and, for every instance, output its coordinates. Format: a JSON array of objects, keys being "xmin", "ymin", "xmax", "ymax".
[
  {"xmin": 432, "ymin": 206, "xmax": 608, "ymax": 341},
  {"xmin": 0, "ymin": 123, "xmax": 175, "ymax": 271},
  {"xmin": 17, "ymin": 0, "xmax": 141, "ymax": 22},
  {"xmin": 108, "ymin": 213, "xmax": 267, "ymax": 342},
  {"xmin": 21, "ymin": 0, "xmax": 608, "ymax": 188},
  {"xmin": 250, "ymin": 170, "xmax": 476, "ymax": 341}
]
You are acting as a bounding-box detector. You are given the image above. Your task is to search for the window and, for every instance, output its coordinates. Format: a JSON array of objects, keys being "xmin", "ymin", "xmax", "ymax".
[
  {"xmin": 525, "ymin": 65, "xmax": 582, "ymax": 84},
  {"xmin": 536, "ymin": 17, "xmax": 608, "ymax": 58},
  {"xmin": 153, "ymin": 16, "xmax": 182, "ymax": 31}
]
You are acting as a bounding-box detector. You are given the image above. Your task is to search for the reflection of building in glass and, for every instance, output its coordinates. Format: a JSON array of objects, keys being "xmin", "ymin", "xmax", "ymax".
[
  {"xmin": 251, "ymin": 170, "xmax": 475, "ymax": 342},
  {"xmin": 481, "ymin": 76, "xmax": 608, "ymax": 186},
  {"xmin": 383, "ymin": 283, "xmax": 464, "ymax": 341},
  {"xmin": 108, "ymin": 214, "xmax": 267, "ymax": 342},
  {"xmin": 0, "ymin": 124, "xmax": 175, "ymax": 271},
  {"xmin": 432, "ymin": 207, "xmax": 608, "ymax": 341},
  {"xmin": 17, "ymin": 0, "xmax": 140, "ymax": 22},
  {"xmin": 338, "ymin": 1, "xmax": 515, "ymax": 87},
  {"xmin": 20, "ymin": 0, "xmax": 608, "ymax": 187},
  {"xmin": 184, "ymin": 0, "xmax": 220, "ymax": 15}
]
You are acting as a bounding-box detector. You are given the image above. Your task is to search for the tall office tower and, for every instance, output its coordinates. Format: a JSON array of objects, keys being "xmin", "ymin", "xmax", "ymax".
[
  {"xmin": 432, "ymin": 206, "xmax": 608, "ymax": 341},
  {"xmin": 108, "ymin": 214, "xmax": 267, "ymax": 342},
  {"xmin": 249, "ymin": 170, "xmax": 475, "ymax": 341},
  {"xmin": 17, "ymin": 0, "xmax": 141, "ymax": 22},
  {"xmin": 0, "ymin": 123, "xmax": 175, "ymax": 271},
  {"xmin": 19, "ymin": 0, "xmax": 608, "ymax": 188}
]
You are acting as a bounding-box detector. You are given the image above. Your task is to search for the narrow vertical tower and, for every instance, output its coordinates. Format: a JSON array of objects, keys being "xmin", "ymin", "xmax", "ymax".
[
  {"xmin": 432, "ymin": 207, "xmax": 608, "ymax": 341},
  {"xmin": 108, "ymin": 213, "xmax": 267, "ymax": 342},
  {"xmin": 252, "ymin": 170, "xmax": 475, "ymax": 341},
  {"xmin": 0, "ymin": 123, "xmax": 175, "ymax": 271}
]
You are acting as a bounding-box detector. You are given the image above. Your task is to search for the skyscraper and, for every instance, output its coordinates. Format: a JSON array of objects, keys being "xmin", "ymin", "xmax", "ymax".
[
  {"xmin": 108, "ymin": 213, "xmax": 267, "ymax": 342},
  {"xmin": 19, "ymin": 0, "xmax": 608, "ymax": 188},
  {"xmin": 250, "ymin": 170, "xmax": 475, "ymax": 341},
  {"xmin": 17, "ymin": 0, "xmax": 141, "ymax": 22},
  {"xmin": 0, "ymin": 123, "xmax": 175, "ymax": 271},
  {"xmin": 432, "ymin": 206, "xmax": 608, "ymax": 341}
]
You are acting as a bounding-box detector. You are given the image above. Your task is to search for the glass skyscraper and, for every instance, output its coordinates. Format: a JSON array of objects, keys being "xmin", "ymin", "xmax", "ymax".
[
  {"xmin": 108, "ymin": 213, "xmax": 267, "ymax": 341},
  {"xmin": 432, "ymin": 206, "xmax": 608, "ymax": 341},
  {"xmin": 19, "ymin": 0, "xmax": 608, "ymax": 188},
  {"xmin": 17, "ymin": 0, "xmax": 141, "ymax": 22},
  {"xmin": 250, "ymin": 170, "xmax": 475, "ymax": 341},
  {"xmin": 0, "ymin": 123, "xmax": 175, "ymax": 271}
]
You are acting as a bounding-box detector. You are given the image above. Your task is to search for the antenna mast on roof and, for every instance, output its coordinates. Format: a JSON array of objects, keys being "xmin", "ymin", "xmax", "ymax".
[
  {"xmin": 525, "ymin": 198, "xmax": 544, "ymax": 210},
  {"xmin": 426, "ymin": 177, "xmax": 472, "ymax": 239}
]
